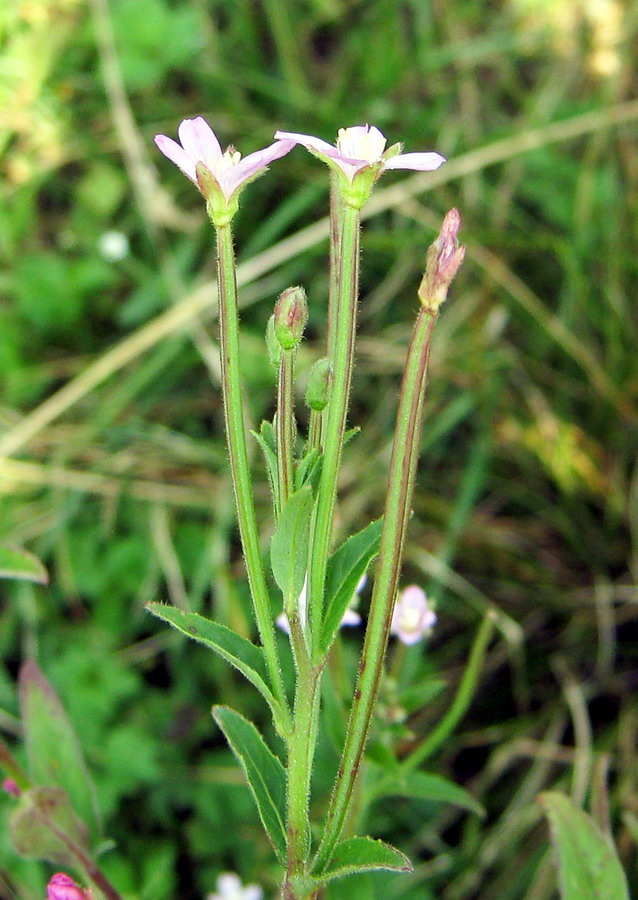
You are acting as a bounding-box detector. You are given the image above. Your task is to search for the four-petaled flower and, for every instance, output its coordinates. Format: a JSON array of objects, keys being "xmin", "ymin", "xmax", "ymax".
[
  {"xmin": 274, "ymin": 124, "xmax": 445, "ymax": 207},
  {"xmin": 46, "ymin": 874, "xmax": 88, "ymax": 900},
  {"xmin": 154, "ymin": 117, "xmax": 294, "ymax": 225},
  {"xmin": 390, "ymin": 585, "xmax": 437, "ymax": 645},
  {"xmin": 206, "ymin": 872, "xmax": 263, "ymax": 900},
  {"xmin": 277, "ymin": 575, "xmax": 365, "ymax": 634}
]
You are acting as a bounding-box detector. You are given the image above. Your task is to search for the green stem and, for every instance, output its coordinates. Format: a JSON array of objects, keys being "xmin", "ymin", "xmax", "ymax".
[
  {"xmin": 313, "ymin": 306, "xmax": 438, "ymax": 873},
  {"xmin": 215, "ymin": 223, "xmax": 290, "ymax": 731},
  {"xmin": 308, "ymin": 204, "xmax": 360, "ymax": 656},
  {"xmin": 277, "ymin": 348, "xmax": 296, "ymax": 504},
  {"xmin": 402, "ymin": 611, "xmax": 495, "ymax": 771},
  {"xmin": 307, "ymin": 409, "xmax": 323, "ymax": 453}
]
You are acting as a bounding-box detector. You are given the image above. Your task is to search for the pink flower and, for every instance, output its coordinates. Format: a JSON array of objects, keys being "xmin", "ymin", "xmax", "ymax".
[
  {"xmin": 2, "ymin": 777, "xmax": 20, "ymax": 798},
  {"xmin": 154, "ymin": 117, "xmax": 294, "ymax": 207},
  {"xmin": 274, "ymin": 124, "xmax": 445, "ymax": 185},
  {"xmin": 46, "ymin": 874, "xmax": 88, "ymax": 900},
  {"xmin": 390, "ymin": 585, "xmax": 436, "ymax": 645}
]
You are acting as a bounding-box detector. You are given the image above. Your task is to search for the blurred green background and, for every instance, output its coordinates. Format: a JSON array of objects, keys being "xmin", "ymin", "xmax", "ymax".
[{"xmin": 1, "ymin": 0, "xmax": 637, "ymax": 897}]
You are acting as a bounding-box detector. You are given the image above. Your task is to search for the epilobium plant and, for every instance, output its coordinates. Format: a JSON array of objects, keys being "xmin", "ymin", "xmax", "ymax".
[
  {"xmin": 1, "ymin": 117, "xmax": 480, "ymax": 900},
  {"xmin": 152, "ymin": 116, "xmax": 462, "ymax": 900}
]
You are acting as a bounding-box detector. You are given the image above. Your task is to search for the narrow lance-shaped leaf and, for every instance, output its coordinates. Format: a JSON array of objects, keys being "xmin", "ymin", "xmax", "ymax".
[
  {"xmin": 19, "ymin": 660, "xmax": 101, "ymax": 843},
  {"xmin": 538, "ymin": 791, "xmax": 630, "ymax": 900},
  {"xmin": 212, "ymin": 706, "xmax": 287, "ymax": 862},
  {"xmin": 321, "ymin": 519, "xmax": 382, "ymax": 652},
  {"xmin": 146, "ymin": 604, "xmax": 286, "ymax": 727},
  {"xmin": 0, "ymin": 545, "xmax": 48, "ymax": 585},
  {"xmin": 270, "ymin": 485, "xmax": 314, "ymax": 607},
  {"xmin": 314, "ymin": 836, "xmax": 412, "ymax": 884},
  {"xmin": 368, "ymin": 770, "xmax": 484, "ymax": 818}
]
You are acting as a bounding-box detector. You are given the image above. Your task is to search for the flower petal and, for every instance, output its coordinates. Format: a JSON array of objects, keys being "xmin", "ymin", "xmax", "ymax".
[
  {"xmin": 154, "ymin": 134, "xmax": 197, "ymax": 183},
  {"xmin": 178, "ymin": 117, "xmax": 222, "ymax": 167},
  {"xmin": 274, "ymin": 130, "xmax": 338, "ymax": 157},
  {"xmin": 383, "ymin": 151, "xmax": 446, "ymax": 172},
  {"xmin": 220, "ymin": 139, "xmax": 294, "ymax": 201}
]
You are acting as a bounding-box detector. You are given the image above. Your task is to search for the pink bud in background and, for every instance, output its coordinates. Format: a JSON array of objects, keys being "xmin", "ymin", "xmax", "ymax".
[
  {"xmin": 2, "ymin": 777, "xmax": 20, "ymax": 798},
  {"xmin": 46, "ymin": 873, "xmax": 88, "ymax": 900}
]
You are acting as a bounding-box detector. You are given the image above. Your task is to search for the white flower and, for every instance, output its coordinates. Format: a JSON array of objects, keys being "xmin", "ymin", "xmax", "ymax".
[
  {"xmin": 97, "ymin": 230, "xmax": 129, "ymax": 262},
  {"xmin": 276, "ymin": 575, "xmax": 365, "ymax": 634},
  {"xmin": 390, "ymin": 585, "xmax": 436, "ymax": 645},
  {"xmin": 207, "ymin": 872, "xmax": 263, "ymax": 900}
]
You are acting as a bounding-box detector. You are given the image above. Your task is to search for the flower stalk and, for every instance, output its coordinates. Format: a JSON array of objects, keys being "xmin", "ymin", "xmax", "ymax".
[{"xmin": 215, "ymin": 223, "xmax": 290, "ymax": 731}]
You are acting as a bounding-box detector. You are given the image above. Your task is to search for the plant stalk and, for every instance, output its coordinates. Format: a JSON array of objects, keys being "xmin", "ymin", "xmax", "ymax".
[
  {"xmin": 215, "ymin": 223, "xmax": 290, "ymax": 731},
  {"xmin": 314, "ymin": 306, "xmax": 438, "ymax": 872}
]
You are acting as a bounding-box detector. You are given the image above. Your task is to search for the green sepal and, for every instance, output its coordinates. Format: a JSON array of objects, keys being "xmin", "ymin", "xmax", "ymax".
[
  {"xmin": 539, "ymin": 791, "xmax": 630, "ymax": 900},
  {"xmin": 146, "ymin": 604, "xmax": 289, "ymax": 732},
  {"xmin": 321, "ymin": 519, "xmax": 382, "ymax": 653},
  {"xmin": 212, "ymin": 706, "xmax": 287, "ymax": 862}
]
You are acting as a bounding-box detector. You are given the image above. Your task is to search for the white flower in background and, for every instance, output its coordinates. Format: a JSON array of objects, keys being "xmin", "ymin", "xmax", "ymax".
[
  {"xmin": 98, "ymin": 230, "xmax": 129, "ymax": 262},
  {"xmin": 390, "ymin": 585, "xmax": 436, "ymax": 645},
  {"xmin": 276, "ymin": 575, "xmax": 365, "ymax": 634},
  {"xmin": 207, "ymin": 872, "xmax": 263, "ymax": 900}
]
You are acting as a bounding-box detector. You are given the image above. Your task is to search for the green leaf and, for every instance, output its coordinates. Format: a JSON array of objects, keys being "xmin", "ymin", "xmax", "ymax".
[
  {"xmin": 316, "ymin": 836, "xmax": 412, "ymax": 883},
  {"xmin": 252, "ymin": 421, "xmax": 280, "ymax": 515},
  {"xmin": 0, "ymin": 545, "xmax": 48, "ymax": 585},
  {"xmin": 295, "ymin": 447, "xmax": 323, "ymax": 494},
  {"xmin": 539, "ymin": 791, "xmax": 630, "ymax": 900},
  {"xmin": 321, "ymin": 519, "xmax": 382, "ymax": 653},
  {"xmin": 19, "ymin": 660, "xmax": 101, "ymax": 843},
  {"xmin": 146, "ymin": 604, "xmax": 283, "ymax": 722},
  {"xmin": 10, "ymin": 786, "xmax": 91, "ymax": 868},
  {"xmin": 270, "ymin": 485, "xmax": 314, "ymax": 605},
  {"xmin": 212, "ymin": 706, "xmax": 287, "ymax": 862},
  {"xmin": 369, "ymin": 770, "xmax": 485, "ymax": 818}
]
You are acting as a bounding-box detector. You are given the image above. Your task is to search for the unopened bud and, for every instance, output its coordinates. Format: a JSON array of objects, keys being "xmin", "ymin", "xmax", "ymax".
[
  {"xmin": 46, "ymin": 873, "xmax": 88, "ymax": 900},
  {"xmin": 305, "ymin": 358, "xmax": 332, "ymax": 411},
  {"xmin": 273, "ymin": 286, "xmax": 308, "ymax": 350},
  {"xmin": 418, "ymin": 209, "xmax": 465, "ymax": 312},
  {"xmin": 2, "ymin": 777, "xmax": 20, "ymax": 798}
]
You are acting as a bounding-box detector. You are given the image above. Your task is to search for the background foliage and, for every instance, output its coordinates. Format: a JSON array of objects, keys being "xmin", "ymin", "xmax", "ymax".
[{"xmin": 1, "ymin": 0, "xmax": 637, "ymax": 898}]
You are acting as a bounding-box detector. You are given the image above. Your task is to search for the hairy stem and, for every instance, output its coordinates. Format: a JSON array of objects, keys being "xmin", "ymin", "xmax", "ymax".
[
  {"xmin": 215, "ymin": 223, "xmax": 290, "ymax": 731},
  {"xmin": 314, "ymin": 306, "xmax": 438, "ymax": 872}
]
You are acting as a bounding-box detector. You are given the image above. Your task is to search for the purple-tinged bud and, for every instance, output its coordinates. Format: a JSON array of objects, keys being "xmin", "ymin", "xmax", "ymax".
[
  {"xmin": 46, "ymin": 873, "xmax": 88, "ymax": 900},
  {"xmin": 2, "ymin": 777, "xmax": 20, "ymax": 798},
  {"xmin": 418, "ymin": 208, "xmax": 465, "ymax": 313},
  {"xmin": 305, "ymin": 358, "xmax": 332, "ymax": 411},
  {"xmin": 273, "ymin": 286, "xmax": 308, "ymax": 351}
]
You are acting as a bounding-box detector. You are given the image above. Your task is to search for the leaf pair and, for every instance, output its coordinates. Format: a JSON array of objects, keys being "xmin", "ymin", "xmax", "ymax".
[{"xmin": 213, "ymin": 706, "xmax": 411, "ymax": 884}]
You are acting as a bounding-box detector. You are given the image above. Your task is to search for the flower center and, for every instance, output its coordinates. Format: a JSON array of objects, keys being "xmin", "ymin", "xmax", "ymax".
[
  {"xmin": 214, "ymin": 147, "xmax": 242, "ymax": 174},
  {"xmin": 337, "ymin": 126, "xmax": 387, "ymax": 162},
  {"xmin": 399, "ymin": 607, "xmax": 422, "ymax": 633}
]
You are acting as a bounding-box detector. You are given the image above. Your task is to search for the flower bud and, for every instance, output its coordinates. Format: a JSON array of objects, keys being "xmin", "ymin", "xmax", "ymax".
[
  {"xmin": 2, "ymin": 777, "xmax": 20, "ymax": 798},
  {"xmin": 46, "ymin": 873, "xmax": 88, "ymax": 900},
  {"xmin": 305, "ymin": 358, "xmax": 332, "ymax": 411},
  {"xmin": 418, "ymin": 208, "xmax": 465, "ymax": 312},
  {"xmin": 273, "ymin": 286, "xmax": 308, "ymax": 351}
]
